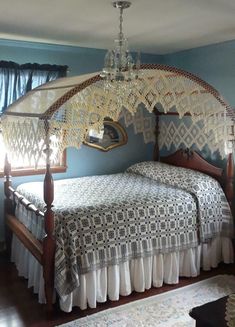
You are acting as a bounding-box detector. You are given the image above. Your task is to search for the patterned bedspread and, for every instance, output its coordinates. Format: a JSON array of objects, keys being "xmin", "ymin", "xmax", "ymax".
[
  {"xmin": 127, "ymin": 161, "xmax": 233, "ymax": 242},
  {"xmin": 16, "ymin": 162, "xmax": 233, "ymax": 297}
]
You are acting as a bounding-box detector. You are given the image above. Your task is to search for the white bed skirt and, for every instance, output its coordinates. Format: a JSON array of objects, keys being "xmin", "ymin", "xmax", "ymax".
[{"xmin": 11, "ymin": 234, "xmax": 234, "ymax": 313}]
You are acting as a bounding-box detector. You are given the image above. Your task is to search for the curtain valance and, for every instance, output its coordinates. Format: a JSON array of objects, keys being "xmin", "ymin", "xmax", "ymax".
[{"xmin": 0, "ymin": 60, "xmax": 68, "ymax": 115}]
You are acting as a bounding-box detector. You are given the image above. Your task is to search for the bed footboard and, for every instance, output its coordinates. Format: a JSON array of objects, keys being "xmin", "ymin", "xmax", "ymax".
[
  {"xmin": 6, "ymin": 214, "xmax": 43, "ymax": 264},
  {"xmin": 4, "ymin": 154, "xmax": 55, "ymax": 314}
]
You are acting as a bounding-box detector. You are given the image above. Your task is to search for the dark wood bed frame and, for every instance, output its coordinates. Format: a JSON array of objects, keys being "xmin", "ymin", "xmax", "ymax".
[{"xmin": 3, "ymin": 111, "xmax": 234, "ymax": 313}]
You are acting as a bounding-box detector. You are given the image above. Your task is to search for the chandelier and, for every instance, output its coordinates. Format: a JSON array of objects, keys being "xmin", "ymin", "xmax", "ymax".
[{"xmin": 101, "ymin": 1, "xmax": 140, "ymax": 100}]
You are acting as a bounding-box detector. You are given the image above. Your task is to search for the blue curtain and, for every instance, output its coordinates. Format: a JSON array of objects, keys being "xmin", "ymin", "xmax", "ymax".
[{"xmin": 0, "ymin": 61, "xmax": 68, "ymax": 114}]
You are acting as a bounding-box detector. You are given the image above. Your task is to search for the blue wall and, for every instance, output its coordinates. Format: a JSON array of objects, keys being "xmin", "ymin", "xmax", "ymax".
[
  {"xmin": 0, "ymin": 39, "xmax": 163, "ymax": 241},
  {"xmin": 163, "ymin": 40, "xmax": 235, "ymax": 108}
]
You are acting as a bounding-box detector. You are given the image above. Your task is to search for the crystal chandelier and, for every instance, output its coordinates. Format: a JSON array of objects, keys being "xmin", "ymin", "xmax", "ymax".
[{"xmin": 101, "ymin": 1, "xmax": 140, "ymax": 88}]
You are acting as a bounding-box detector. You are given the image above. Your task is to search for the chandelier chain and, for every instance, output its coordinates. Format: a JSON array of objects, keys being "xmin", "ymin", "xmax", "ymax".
[
  {"xmin": 101, "ymin": 0, "xmax": 139, "ymax": 109},
  {"xmin": 119, "ymin": 6, "xmax": 124, "ymax": 41}
]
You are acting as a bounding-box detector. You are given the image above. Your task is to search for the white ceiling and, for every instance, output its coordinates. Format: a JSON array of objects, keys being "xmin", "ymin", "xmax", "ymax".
[{"xmin": 1, "ymin": 0, "xmax": 235, "ymax": 54}]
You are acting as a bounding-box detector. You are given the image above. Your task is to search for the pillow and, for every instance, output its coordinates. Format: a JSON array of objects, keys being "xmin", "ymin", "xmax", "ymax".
[{"xmin": 126, "ymin": 160, "xmax": 221, "ymax": 193}]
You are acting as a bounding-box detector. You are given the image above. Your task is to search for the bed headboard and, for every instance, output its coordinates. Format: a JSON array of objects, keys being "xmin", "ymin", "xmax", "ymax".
[
  {"xmin": 160, "ymin": 149, "xmax": 223, "ymax": 181},
  {"xmin": 159, "ymin": 148, "xmax": 234, "ymax": 213}
]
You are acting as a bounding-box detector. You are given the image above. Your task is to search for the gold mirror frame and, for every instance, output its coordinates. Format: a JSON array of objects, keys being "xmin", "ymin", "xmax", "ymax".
[{"xmin": 84, "ymin": 121, "xmax": 128, "ymax": 151}]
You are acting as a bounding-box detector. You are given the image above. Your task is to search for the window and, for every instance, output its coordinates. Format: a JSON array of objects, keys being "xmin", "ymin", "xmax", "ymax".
[
  {"xmin": 0, "ymin": 132, "xmax": 67, "ymax": 177},
  {"xmin": 0, "ymin": 61, "xmax": 68, "ymax": 176}
]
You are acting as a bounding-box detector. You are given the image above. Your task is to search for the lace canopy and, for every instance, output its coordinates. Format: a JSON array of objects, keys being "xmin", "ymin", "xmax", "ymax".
[{"xmin": 1, "ymin": 64, "xmax": 235, "ymax": 167}]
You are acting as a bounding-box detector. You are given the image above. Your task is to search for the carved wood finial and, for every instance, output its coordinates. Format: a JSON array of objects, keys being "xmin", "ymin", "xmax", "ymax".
[
  {"xmin": 4, "ymin": 154, "xmax": 11, "ymax": 176},
  {"xmin": 4, "ymin": 154, "xmax": 12, "ymax": 199},
  {"xmin": 184, "ymin": 148, "xmax": 193, "ymax": 160},
  {"xmin": 4, "ymin": 154, "xmax": 13, "ymax": 254}
]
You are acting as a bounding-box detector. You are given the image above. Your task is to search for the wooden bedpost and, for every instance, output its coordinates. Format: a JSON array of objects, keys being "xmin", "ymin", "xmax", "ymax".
[
  {"xmin": 153, "ymin": 108, "xmax": 160, "ymax": 161},
  {"xmin": 225, "ymin": 152, "xmax": 234, "ymax": 215},
  {"xmin": 42, "ymin": 121, "xmax": 55, "ymax": 314},
  {"xmin": 4, "ymin": 154, "xmax": 12, "ymax": 211},
  {"xmin": 4, "ymin": 154, "xmax": 13, "ymax": 254}
]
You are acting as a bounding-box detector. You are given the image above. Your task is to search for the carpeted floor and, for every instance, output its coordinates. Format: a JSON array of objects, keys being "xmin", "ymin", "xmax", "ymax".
[{"xmin": 58, "ymin": 275, "xmax": 235, "ymax": 327}]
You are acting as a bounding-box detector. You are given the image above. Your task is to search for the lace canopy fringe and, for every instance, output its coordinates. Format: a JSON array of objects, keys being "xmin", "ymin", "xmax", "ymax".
[{"xmin": 1, "ymin": 64, "xmax": 235, "ymax": 167}]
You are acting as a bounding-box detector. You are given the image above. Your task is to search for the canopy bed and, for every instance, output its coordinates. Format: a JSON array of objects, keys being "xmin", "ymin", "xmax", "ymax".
[{"xmin": 2, "ymin": 64, "xmax": 235, "ymax": 313}]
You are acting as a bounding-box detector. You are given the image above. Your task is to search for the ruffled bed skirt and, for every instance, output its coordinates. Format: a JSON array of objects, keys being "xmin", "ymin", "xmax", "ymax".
[{"xmin": 11, "ymin": 234, "xmax": 234, "ymax": 313}]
